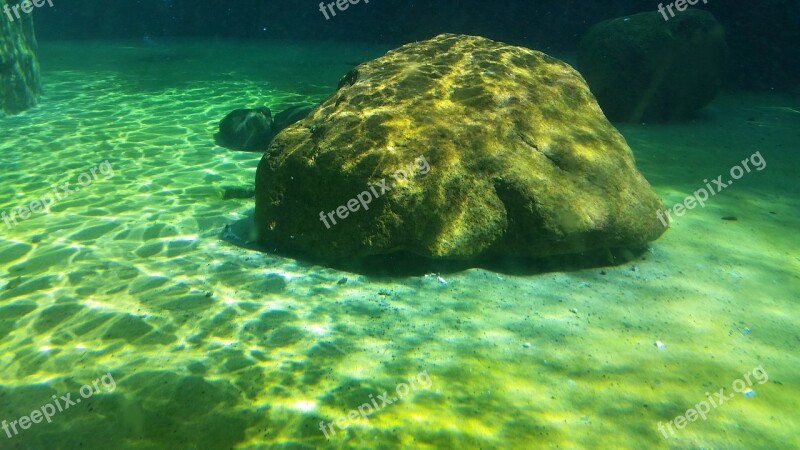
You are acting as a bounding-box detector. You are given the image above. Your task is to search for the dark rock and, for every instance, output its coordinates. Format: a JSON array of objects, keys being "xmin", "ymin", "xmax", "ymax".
[
  {"xmin": 255, "ymin": 34, "xmax": 666, "ymax": 262},
  {"xmin": 577, "ymin": 10, "xmax": 727, "ymax": 122},
  {"xmin": 215, "ymin": 107, "xmax": 274, "ymax": 151},
  {"xmin": 221, "ymin": 186, "xmax": 256, "ymax": 200},
  {"xmin": 272, "ymin": 104, "xmax": 315, "ymax": 134},
  {"xmin": 0, "ymin": 9, "xmax": 41, "ymax": 115}
]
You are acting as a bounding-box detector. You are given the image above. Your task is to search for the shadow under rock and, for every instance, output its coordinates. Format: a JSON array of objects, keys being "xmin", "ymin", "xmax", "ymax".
[{"xmin": 219, "ymin": 215, "xmax": 650, "ymax": 277}]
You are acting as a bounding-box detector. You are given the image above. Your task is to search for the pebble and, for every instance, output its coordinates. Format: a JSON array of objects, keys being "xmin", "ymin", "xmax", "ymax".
[
  {"xmin": 655, "ymin": 340, "xmax": 666, "ymax": 350},
  {"xmin": 426, "ymin": 273, "xmax": 448, "ymax": 285},
  {"xmin": 523, "ymin": 343, "xmax": 531, "ymax": 348}
]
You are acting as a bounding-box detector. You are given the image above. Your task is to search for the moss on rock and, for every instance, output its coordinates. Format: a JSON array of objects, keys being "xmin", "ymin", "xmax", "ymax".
[{"xmin": 255, "ymin": 33, "xmax": 667, "ymax": 262}]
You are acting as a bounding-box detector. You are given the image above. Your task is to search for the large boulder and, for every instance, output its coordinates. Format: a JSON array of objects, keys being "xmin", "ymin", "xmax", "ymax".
[
  {"xmin": 255, "ymin": 33, "xmax": 666, "ymax": 261},
  {"xmin": 0, "ymin": 2, "xmax": 41, "ymax": 115},
  {"xmin": 577, "ymin": 10, "xmax": 726, "ymax": 122}
]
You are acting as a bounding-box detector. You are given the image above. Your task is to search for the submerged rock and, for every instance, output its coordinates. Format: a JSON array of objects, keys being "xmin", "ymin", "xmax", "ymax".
[
  {"xmin": 255, "ymin": 33, "xmax": 666, "ymax": 261},
  {"xmin": 221, "ymin": 185, "xmax": 255, "ymax": 200},
  {"xmin": 215, "ymin": 107, "xmax": 274, "ymax": 151},
  {"xmin": 216, "ymin": 104, "xmax": 315, "ymax": 151},
  {"xmin": 577, "ymin": 11, "xmax": 727, "ymax": 122},
  {"xmin": 272, "ymin": 104, "xmax": 314, "ymax": 134},
  {"xmin": 0, "ymin": 8, "xmax": 41, "ymax": 115}
]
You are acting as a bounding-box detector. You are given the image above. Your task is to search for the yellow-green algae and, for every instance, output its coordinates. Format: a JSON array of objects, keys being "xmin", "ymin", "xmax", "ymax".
[
  {"xmin": 0, "ymin": 40, "xmax": 797, "ymax": 450},
  {"xmin": 257, "ymin": 34, "xmax": 665, "ymax": 261}
]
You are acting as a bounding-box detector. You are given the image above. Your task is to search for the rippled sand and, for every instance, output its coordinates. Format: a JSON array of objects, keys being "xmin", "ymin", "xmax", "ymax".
[{"xmin": 0, "ymin": 40, "xmax": 798, "ymax": 449}]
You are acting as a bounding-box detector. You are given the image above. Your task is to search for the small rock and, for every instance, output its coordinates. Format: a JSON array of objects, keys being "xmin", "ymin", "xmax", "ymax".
[
  {"xmin": 215, "ymin": 107, "xmax": 275, "ymax": 151},
  {"xmin": 273, "ymin": 104, "xmax": 315, "ymax": 133},
  {"xmin": 222, "ymin": 186, "xmax": 256, "ymax": 200}
]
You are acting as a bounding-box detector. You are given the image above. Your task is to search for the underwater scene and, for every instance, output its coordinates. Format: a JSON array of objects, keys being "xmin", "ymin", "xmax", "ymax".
[{"xmin": 1, "ymin": 1, "xmax": 798, "ymax": 449}]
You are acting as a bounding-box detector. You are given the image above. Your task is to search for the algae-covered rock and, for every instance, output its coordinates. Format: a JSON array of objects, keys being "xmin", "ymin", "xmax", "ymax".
[
  {"xmin": 577, "ymin": 10, "xmax": 726, "ymax": 122},
  {"xmin": 255, "ymin": 33, "xmax": 666, "ymax": 261},
  {"xmin": 0, "ymin": 0, "xmax": 41, "ymax": 115}
]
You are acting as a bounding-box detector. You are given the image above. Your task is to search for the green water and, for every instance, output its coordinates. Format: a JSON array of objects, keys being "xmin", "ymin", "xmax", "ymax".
[{"xmin": 0, "ymin": 40, "xmax": 798, "ymax": 450}]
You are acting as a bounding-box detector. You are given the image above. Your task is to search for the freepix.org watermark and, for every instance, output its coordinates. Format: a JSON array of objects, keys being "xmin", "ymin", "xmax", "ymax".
[
  {"xmin": 658, "ymin": 366, "xmax": 767, "ymax": 438},
  {"xmin": 318, "ymin": 0, "xmax": 369, "ymax": 21},
  {"xmin": 657, "ymin": 0, "xmax": 710, "ymax": 21},
  {"xmin": 3, "ymin": 0, "xmax": 54, "ymax": 23},
  {"xmin": 656, "ymin": 151, "xmax": 765, "ymax": 227},
  {"xmin": 2, "ymin": 373, "xmax": 116, "ymax": 440},
  {"xmin": 319, "ymin": 155, "xmax": 430, "ymax": 229},
  {"xmin": 1, "ymin": 160, "xmax": 115, "ymax": 230},
  {"xmin": 319, "ymin": 370, "xmax": 432, "ymax": 439}
]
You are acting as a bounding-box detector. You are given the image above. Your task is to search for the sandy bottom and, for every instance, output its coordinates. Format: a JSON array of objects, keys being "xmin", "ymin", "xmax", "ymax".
[{"xmin": 0, "ymin": 40, "xmax": 798, "ymax": 450}]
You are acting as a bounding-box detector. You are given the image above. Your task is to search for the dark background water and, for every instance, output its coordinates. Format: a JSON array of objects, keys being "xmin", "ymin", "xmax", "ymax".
[{"xmin": 31, "ymin": 0, "xmax": 800, "ymax": 90}]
